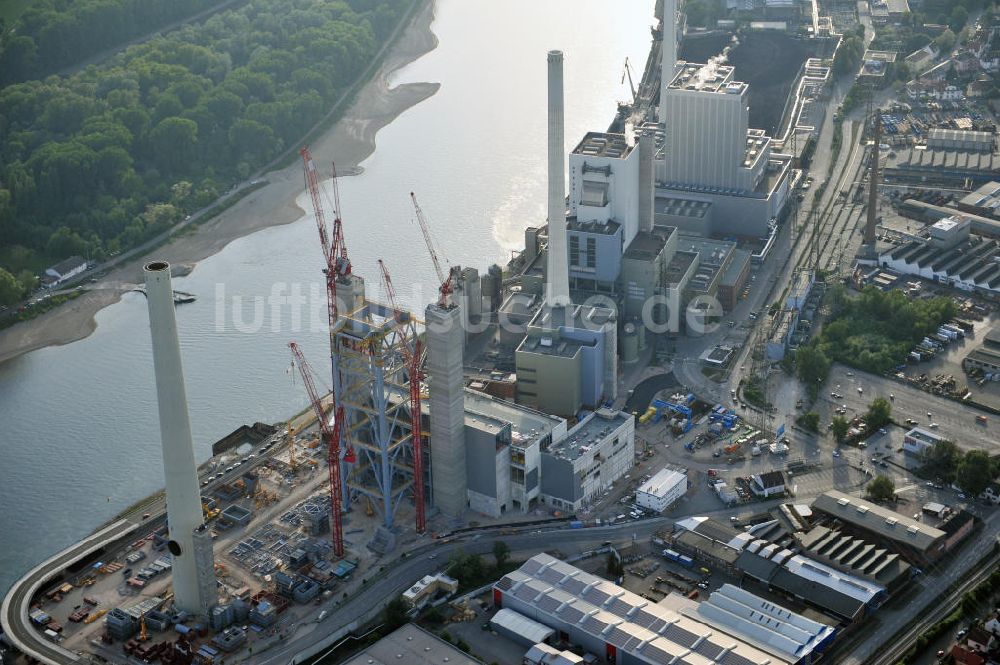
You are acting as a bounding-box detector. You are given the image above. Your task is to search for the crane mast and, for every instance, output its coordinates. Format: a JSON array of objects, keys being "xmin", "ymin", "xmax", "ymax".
[
  {"xmin": 409, "ymin": 192, "xmax": 454, "ymax": 308},
  {"xmin": 288, "ymin": 342, "xmax": 346, "ymax": 558},
  {"xmin": 376, "ymin": 260, "xmax": 427, "ymax": 533}
]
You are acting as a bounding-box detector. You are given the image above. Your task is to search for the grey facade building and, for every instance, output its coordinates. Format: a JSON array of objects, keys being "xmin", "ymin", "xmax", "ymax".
[
  {"xmin": 540, "ymin": 408, "xmax": 635, "ymax": 511},
  {"xmin": 426, "ymin": 302, "xmax": 467, "ymax": 517}
]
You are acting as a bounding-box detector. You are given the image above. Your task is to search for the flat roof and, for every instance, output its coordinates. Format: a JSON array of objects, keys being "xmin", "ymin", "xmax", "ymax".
[
  {"xmin": 341, "ymin": 624, "xmax": 481, "ymax": 665},
  {"xmin": 637, "ymin": 467, "xmax": 687, "ymax": 498},
  {"xmin": 572, "ymin": 131, "xmax": 634, "ymax": 159},
  {"xmin": 668, "ymin": 61, "xmax": 747, "ymax": 95},
  {"xmin": 665, "ymin": 250, "xmax": 698, "ymax": 287},
  {"xmin": 624, "ymin": 230, "xmax": 669, "ymax": 261},
  {"xmin": 656, "ymin": 196, "xmax": 712, "ymax": 219},
  {"xmin": 546, "ymin": 408, "xmax": 632, "ymax": 461},
  {"xmin": 566, "ymin": 217, "xmax": 621, "ymax": 236},
  {"xmin": 812, "ymin": 490, "xmax": 946, "ymax": 553},
  {"xmin": 495, "ymin": 554, "xmax": 790, "ymax": 665},
  {"xmin": 904, "ymin": 427, "xmax": 946, "ymax": 445}
]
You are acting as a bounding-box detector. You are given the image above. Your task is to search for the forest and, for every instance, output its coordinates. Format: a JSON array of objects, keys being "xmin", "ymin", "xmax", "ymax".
[{"xmin": 0, "ymin": 0, "xmax": 412, "ymax": 302}]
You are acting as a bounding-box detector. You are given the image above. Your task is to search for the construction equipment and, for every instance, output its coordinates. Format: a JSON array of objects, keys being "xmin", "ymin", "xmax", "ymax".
[
  {"xmin": 652, "ymin": 399, "xmax": 693, "ymax": 433},
  {"xmin": 621, "ymin": 57, "xmax": 637, "ymax": 105},
  {"xmin": 138, "ymin": 614, "xmax": 148, "ymax": 642},
  {"xmin": 299, "ymin": 147, "xmax": 356, "ymax": 557},
  {"xmin": 286, "ymin": 423, "xmax": 298, "ymax": 472},
  {"xmin": 376, "ymin": 259, "xmax": 427, "ymax": 533},
  {"xmin": 410, "ymin": 192, "xmax": 457, "ymax": 308},
  {"xmin": 288, "ymin": 342, "xmax": 351, "ymax": 557}
]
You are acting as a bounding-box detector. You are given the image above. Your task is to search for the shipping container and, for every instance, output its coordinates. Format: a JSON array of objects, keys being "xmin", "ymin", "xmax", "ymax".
[{"xmin": 678, "ymin": 555, "xmax": 694, "ymax": 568}]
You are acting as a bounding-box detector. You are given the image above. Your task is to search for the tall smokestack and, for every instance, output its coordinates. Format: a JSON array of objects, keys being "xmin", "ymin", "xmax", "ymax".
[
  {"xmin": 865, "ymin": 115, "xmax": 880, "ymax": 246},
  {"xmin": 639, "ymin": 130, "xmax": 655, "ymax": 232},
  {"xmin": 660, "ymin": 0, "xmax": 678, "ymax": 124},
  {"xmin": 144, "ymin": 261, "xmax": 215, "ymax": 615},
  {"xmin": 546, "ymin": 50, "xmax": 570, "ymax": 307}
]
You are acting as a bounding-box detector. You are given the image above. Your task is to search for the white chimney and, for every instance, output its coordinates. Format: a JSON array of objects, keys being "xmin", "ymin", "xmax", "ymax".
[
  {"xmin": 546, "ymin": 50, "xmax": 570, "ymax": 307},
  {"xmin": 144, "ymin": 261, "xmax": 213, "ymax": 614},
  {"xmin": 660, "ymin": 0, "xmax": 678, "ymax": 124}
]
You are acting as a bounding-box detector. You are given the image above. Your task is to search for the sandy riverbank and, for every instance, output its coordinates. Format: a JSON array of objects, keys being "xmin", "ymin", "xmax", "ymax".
[{"xmin": 0, "ymin": 0, "xmax": 439, "ymax": 366}]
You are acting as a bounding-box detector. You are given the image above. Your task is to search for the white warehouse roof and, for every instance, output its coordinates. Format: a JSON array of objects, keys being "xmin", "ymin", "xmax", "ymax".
[
  {"xmin": 490, "ymin": 608, "xmax": 554, "ymax": 645},
  {"xmin": 494, "ymin": 554, "xmax": 791, "ymax": 665},
  {"xmin": 686, "ymin": 584, "xmax": 836, "ymax": 662},
  {"xmin": 637, "ymin": 468, "xmax": 687, "ymax": 498}
]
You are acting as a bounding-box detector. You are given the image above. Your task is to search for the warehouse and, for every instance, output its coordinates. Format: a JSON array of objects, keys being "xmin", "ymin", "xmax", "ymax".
[
  {"xmin": 494, "ymin": 553, "xmax": 791, "ymax": 665},
  {"xmin": 635, "ymin": 467, "xmax": 687, "ymax": 513},
  {"xmin": 683, "ymin": 584, "xmax": 837, "ymax": 664},
  {"xmin": 811, "ymin": 490, "xmax": 947, "ymax": 563},
  {"xmin": 342, "ymin": 624, "xmax": 481, "ymax": 665},
  {"xmin": 489, "ymin": 608, "xmax": 554, "ymax": 647}
]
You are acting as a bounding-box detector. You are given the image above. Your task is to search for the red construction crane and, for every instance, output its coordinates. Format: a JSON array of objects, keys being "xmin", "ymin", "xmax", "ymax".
[
  {"xmin": 288, "ymin": 342, "xmax": 348, "ymax": 557},
  {"xmin": 376, "ymin": 260, "xmax": 426, "ymax": 533},
  {"xmin": 409, "ymin": 192, "xmax": 455, "ymax": 308},
  {"xmin": 300, "ymin": 148, "xmax": 352, "ymax": 323}
]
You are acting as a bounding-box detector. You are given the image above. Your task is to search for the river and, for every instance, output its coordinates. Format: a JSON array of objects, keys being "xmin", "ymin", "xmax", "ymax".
[{"xmin": 0, "ymin": 0, "xmax": 654, "ymax": 593}]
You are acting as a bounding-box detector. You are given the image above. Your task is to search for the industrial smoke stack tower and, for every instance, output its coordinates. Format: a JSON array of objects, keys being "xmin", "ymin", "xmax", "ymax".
[
  {"xmin": 546, "ymin": 50, "xmax": 571, "ymax": 307},
  {"xmin": 660, "ymin": 0, "xmax": 679, "ymax": 124},
  {"xmin": 864, "ymin": 115, "xmax": 881, "ymax": 247},
  {"xmin": 144, "ymin": 261, "xmax": 217, "ymax": 615}
]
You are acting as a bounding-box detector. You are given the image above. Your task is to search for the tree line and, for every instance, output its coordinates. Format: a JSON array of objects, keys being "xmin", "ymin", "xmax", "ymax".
[
  {"xmin": 0, "ymin": 0, "xmax": 412, "ymax": 303},
  {"xmin": 0, "ymin": 0, "xmax": 225, "ymax": 85}
]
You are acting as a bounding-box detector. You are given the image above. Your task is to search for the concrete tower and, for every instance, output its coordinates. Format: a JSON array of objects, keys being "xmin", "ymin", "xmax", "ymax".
[
  {"xmin": 426, "ymin": 302, "xmax": 467, "ymax": 518},
  {"xmin": 660, "ymin": 0, "xmax": 679, "ymax": 124},
  {"xmin": 638, "ymin": 130, "xmax": 655, "ymax": 233},
  {"xmin": 546, "ymin": 50, "xmax": 570, "ymax": 307},
  {"xmin": 144, "ymin": 261, "xmax": 216, "ymax": 615}
]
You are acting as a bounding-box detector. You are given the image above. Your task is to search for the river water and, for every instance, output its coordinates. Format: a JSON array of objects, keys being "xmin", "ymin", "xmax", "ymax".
[{"xmin": 0, "ymin": 0, "xmax": 654, "ymax": 592}]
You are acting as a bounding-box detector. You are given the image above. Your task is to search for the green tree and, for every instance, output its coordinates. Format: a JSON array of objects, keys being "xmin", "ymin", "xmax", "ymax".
[
  {"xmin": 492, "ymin": 540, "xmax": 510, "ymax": 569},
  {"xmin": 949, "ymin": 5, "xmax": 969, "ymax": 32},
  {"xmin": 831, "ymin": 416, "xmax": 850, "ymax": 443},
  {"xmin": 148, "ymin": 117, "xmax": 198, "ymax": 174},
  {"xmin": 866, "ymin": 474, "xmax": 896, "ymax": 502},
  {"xmin": 382, "ymin": 596, "xmax": 409, "ymax": 631},
  {"xmin": 934, "ymin": 29, "xmax": 957, "ymax": 53},
  {"xmin": 921, "ymin": 440, "xmax": 961, "ymax": 480},
  {"xmin": 16, "ymin": 270, "xmax": 38, "ymax": 295},
  {"xmin": 798, "ymin": 412, "xmax": 820, "ymax": 433},
  {"xmin": 0, "ymin": 268, "xmax": 23, "ymax": 306},
  {"xmin": 796, "ymin": 344, "xmax": 832, "ymax": 397},
  {"xmin": 865, "ymin": 397, "xmax": 892, "ymax": 429},
  {"xmin": 957, "ymin": 450, "xmax": 993, "ymax": 497}
]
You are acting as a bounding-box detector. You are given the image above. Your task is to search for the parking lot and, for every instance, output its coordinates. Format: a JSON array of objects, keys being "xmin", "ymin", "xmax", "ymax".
[{"xmin": 822, "ymin": 364, "xmax": 996, "ymax": 452}]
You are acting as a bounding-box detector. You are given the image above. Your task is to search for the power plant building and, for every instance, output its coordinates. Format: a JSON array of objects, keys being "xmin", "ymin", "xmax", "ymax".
[
  {"xmin": 515, "ymin": 304, "xmax": 618, "ymax": 417},
  {"xmin": 539, "ymin": 408, "xmax": 634, "ymax": 511}
]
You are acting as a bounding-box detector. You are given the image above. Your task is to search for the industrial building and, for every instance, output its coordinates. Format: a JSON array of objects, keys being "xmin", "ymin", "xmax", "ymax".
[
  {"xmin": 494, "ymin": 553, "xmax": 794, "ymax": 665},
  {"xmin": 341, "ymin": 623, "xmax": 482, "ymax": 665},
  {"xmin": 635, "ymin": 467, "xmax": 687, "ymax": 512},
  {"xmin": 515, "ymin": 304, "xmax": 618, "ymax": 417},
  {"xmin": 810, "ymin": 491, "xmax": 950, "ymax": 563},
  {"xmin": 903, "ymin": 426, "xmax": 946, "ymax": 454},
  {"xmin": 682, "ymin": 584, "xmax": 837, "ymax": 664},
  {"xmin": 878, "ymin": 216, "xmax": 1000, "ymax": 295},
  {"xmin": 539, "ymin": 408, "xmax": 635, "ymax": 512},
  {"xmin": 489, "ymin": 608, "xmax": 555, "ymax": 647}
]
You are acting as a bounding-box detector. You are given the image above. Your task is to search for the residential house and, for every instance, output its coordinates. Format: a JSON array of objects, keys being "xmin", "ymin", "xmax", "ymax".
[
  {"xmin": 967, "ymin": 626, "xmax": 994, "ymax": 653},
  {"xmin": 750, "ymin": 470, "xmax": 786, "ymax": 498}
]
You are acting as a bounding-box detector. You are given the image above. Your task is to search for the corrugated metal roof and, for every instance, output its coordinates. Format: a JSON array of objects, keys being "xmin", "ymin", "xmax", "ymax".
[
  {"xmin": 489, "ymin": 608, "xmax": 554, "ymax": 644},
  {"xmin": 494, "ymin": 554, "xmax": 791, "ymax": 665}
]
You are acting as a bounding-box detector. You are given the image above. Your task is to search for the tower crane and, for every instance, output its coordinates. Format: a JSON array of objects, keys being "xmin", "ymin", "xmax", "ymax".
[
  {"xmin": 299, "ymin": 146, "xmax": 355, "ymax": 555},
  {"xmin": 621, "ymin": 57, "xmax": 637, "ymax": 105},
  {"xmin": 409, "ymin": 192, "xmax": 457, "ymax": 308},
  {"xmin": 288, "ymin": 342, "xmax": 352, "ymax": 557},
  {"xmin": 376, "ymin": 259, "xmax": 427, "ymax": 533}
]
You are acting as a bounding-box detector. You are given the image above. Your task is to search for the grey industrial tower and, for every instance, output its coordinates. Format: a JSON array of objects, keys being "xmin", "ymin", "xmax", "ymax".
[
  {"xmin": 144, "ymin": 261, "xmax": 217, "ymax": 616},
  {"xmin": 426, "ymin": 302, "xmax": 467, "ymax": 517}
]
